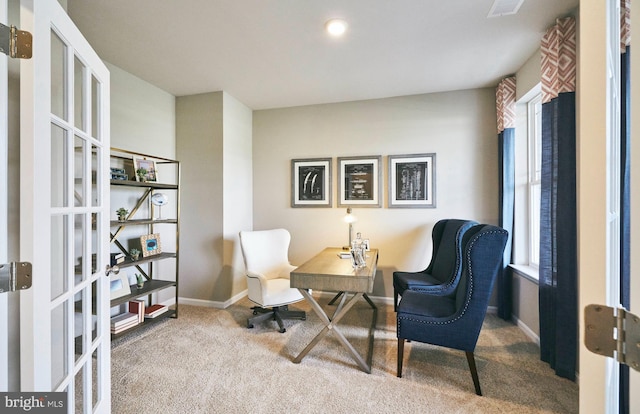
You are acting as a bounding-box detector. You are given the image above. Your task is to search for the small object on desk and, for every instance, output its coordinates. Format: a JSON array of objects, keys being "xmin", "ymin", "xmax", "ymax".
[{"xmin": 337, "ymin": 252, "xmax": 352, "ymax": 259}]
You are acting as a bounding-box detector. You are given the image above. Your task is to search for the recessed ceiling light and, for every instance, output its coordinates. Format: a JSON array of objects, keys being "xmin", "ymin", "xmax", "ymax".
[{"xmin": 325, "ymin": 19, "xmax": 348, "ymax": 37}]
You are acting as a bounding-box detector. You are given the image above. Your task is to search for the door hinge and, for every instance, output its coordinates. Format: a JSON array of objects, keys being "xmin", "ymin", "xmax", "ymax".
[
  {"xmin": 585, "ymin": 304, "xmax": 640, "ymax": 372},
  {"xmin": 0, "ymin": 262, "xmax": 32, "ymax": 293},
  {"xmin": 0, "ymin": 22, "xmax": 32, "ymax": 59}
]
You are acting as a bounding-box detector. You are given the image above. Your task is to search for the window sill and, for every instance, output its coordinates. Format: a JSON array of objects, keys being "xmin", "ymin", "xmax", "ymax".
[{"xmin": 509, "ymin": 264, "xmax": 539, "ymax": 285}]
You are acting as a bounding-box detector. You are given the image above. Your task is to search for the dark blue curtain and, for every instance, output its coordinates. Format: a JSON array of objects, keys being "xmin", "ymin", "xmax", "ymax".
[
  {"xmin": 538, "ymin": 92, "xmax": 577, "ymax": 381},
  {"xmin": 619, "ymin": 45, "xmax": 631, "ymax": 414},
  {"xmin": 498, "ymin": 128, "xmax": 515, "ymax": 320}
]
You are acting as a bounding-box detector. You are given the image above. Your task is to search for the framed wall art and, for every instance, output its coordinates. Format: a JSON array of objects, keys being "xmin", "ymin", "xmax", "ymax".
[
  {"xmin": 338, "ymin": 155, "xmax": 382, "ymax": 207},
  {"xmin": 388, "ymin": 153, "xmax": 436, "ymax": 208},
  {"xmin": 291, "ymin": 158, "xmax": 332, "ymax": 207},
  {"xmin": 133, "ymin": 157, "xmax": 158, "ymax": 182},
  {"xmin": 140, "ymin": 233, "xmax": 162, "ymax": 257}
]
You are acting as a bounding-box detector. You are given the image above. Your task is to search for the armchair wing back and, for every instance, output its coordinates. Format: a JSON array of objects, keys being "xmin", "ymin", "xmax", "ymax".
[
  {"xmin": 393, "ymin": 219, "xmax": 477, "ymax": 310},
  {"xmin": 396, "ymin": 224, "xmax": 508, "ymax": 395}
]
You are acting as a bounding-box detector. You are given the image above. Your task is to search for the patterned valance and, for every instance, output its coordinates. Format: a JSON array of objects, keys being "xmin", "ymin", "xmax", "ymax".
[
  {"xmin": 541, "ymin": 17, "xmax": 576, "ymax": 104},
  {"xmin": 496, "ymin": 76, "xmax": 516, "ymax": 133},
  {"xmin": 621, "ymin": 0, "xmax": 630, "ymax": 51}
]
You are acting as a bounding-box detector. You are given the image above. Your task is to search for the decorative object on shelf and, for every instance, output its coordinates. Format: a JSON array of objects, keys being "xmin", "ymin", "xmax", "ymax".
[
  {"xmin": 350, "ymin": 232, "xmax": 367, "ymax": 269},
  {"xmin": 129, "ymin": 248, "xmax": 141, "ymax": 261},
  {"xmin": 116, "ymin": 207, "xmax": 129, "ymax": 222},
  {"xmin": 110, "ymin": 167, "xmax": 128, "ymax": 180},
  {"xmin": 135, "ymin": 273, "xmax": 145, "ymax": 289},
  {"xmin": 337, "ymin": 155, "xmax": 382, "ymax": 207},
  {"xmin": 110, "ymin": 272, "xmax": 131, "ymax": 300},
  {"xmin": 136, "ymin": 167, "xmax": 148, "ymax": 182},
  {"xmin": 133, "ymin": 156, "xmax": 158, "ymax": 182},
  {"xmin": 151, "ymin": 192, "xmax": 169, "ymax": 219},
  {"xmin": 291, "ymin": 158, "xmax": 332, "ymax": 208},
  {"xmin": 140, "ymin": 233, "xmax": 162, "ymax": 257},
  {"xmin": 342, "ymin": 207, "xmax": 357, "ymax": 250},
  {"xmin": 388, "ymin": 153, "xmax": 436, "ymax": 208}
]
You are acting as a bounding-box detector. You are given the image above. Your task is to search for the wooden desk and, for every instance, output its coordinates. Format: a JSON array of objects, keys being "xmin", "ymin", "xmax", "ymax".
[{"xmin": 290, "ymin": 247, "xmax": 378, "ymax": 373}]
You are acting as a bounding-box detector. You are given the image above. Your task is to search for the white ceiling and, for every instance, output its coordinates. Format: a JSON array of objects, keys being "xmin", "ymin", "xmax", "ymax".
[{"xmin": 66, "ymin": 0, "xmax": 578, "ymax": 110}]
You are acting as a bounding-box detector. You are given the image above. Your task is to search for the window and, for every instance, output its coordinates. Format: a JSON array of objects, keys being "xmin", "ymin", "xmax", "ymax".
[
  {"xmin": 511, "ymin": 87, "xmax": 541, "ymax": 281},
  {"xmin": 527, "ymin": 94, "xmax": 542, "ymax": 268}
]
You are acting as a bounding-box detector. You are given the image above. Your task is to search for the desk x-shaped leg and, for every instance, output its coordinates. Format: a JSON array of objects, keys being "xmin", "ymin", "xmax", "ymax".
[{"xmin": 293, "ymin": 289, "xmax": 377, "ymax": 373}]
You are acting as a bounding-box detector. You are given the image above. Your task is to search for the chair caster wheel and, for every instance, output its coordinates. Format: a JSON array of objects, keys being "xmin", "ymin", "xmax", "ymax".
[
  {"xmin": 247, "ymin": 324, "xmax": 254, "ymax": 329},
  {"xmin": 279, "ymin": 328, "xmax": 286, "ymax": 333}
]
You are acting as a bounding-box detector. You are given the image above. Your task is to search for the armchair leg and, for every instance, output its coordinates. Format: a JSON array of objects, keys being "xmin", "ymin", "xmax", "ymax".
[
  {"xmin": 465, "ymin": 351, "xmax": 482, "ymax": 396},
  {"xmin": 397, "ymin": 338, "xmax": 404, "ymax": 377}
]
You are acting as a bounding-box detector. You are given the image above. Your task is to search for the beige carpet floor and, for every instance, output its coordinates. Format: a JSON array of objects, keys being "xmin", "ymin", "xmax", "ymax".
[{"xmin": 111, "ymin": 297, "xmax": 578, "ymax": 414}]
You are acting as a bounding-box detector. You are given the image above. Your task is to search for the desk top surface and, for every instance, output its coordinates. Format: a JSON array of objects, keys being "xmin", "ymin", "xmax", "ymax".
[{"xmin": 290, "ymin": 247, "xmax": 378, "ymax": 292}]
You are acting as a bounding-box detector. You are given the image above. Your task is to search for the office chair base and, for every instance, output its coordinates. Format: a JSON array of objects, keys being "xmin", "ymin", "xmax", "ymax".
[{"xmin": 247, "ymin": 305, "xmax": 306, "ymax": 333}]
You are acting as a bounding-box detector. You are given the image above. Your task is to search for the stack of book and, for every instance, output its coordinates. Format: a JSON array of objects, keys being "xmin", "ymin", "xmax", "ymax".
[
  {"xmin": 110, "ymin": 252, "xmax": 126, "ymax": 266},
  {"xmin": 128, "ymin": 299, "xmax": 145, "ymax": 323},
  {"xmin": 144, "ymin": 304, "xmax": 168, "ymax": 319},
  {"xmin": 110, "ymin": 312, "xmax": 139, "ymax": 334}
]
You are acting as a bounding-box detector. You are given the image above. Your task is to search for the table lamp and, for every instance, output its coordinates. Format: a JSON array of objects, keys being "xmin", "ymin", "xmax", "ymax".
[{"xmin": 343, "ymin": 207, "xmax": 357, "ymax": 250}]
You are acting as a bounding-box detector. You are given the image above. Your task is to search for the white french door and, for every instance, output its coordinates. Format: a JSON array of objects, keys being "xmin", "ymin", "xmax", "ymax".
[
  {"xmin": 17, "ymin": 0, "xmax": 111, "ymax": 412},
  {"xmin": 0, "ymin": 0, "xmax": 9, "ymax": 392}
]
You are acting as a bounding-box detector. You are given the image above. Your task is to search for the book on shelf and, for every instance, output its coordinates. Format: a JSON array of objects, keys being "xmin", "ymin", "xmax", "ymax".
[
  {"xmin": 110, "ymin": 312, "xmax": 139, "ymax": 328},
  {"xmin": 110, "ymin": 252, "xmax": 125, "ymax": 266},
  {"xmin": 111, "ymin": 319, "xmax": 139, "ymax": 334},
  {"xmin": 128, "ymin": 299, "xmax": 145, "ymax": 323},
  {"xmin": 144, "ymin": 304, "xmax": 168, "ymax": 319}
]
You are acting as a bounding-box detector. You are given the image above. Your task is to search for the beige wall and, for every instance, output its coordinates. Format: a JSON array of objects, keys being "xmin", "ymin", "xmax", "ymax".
[
  {"xmin": 253, "ymin": 88, "xmax": 499, "ymax": 298},
  {"xmin": 176, "ymin": 91, "xmax": 252, "ymax": 305},
  {"xmin": 176, "ymin": 92, "xmax": 224, "ymax": 301}
]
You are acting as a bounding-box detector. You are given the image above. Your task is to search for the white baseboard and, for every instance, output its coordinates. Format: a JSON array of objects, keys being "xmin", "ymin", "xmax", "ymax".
[
  {"xmin": 512, "ymin": 315, "xmax": 540, "ymax": 345},
  {"xmin": 178, "ymin": 289, "xmax": 248, "ymax": 309}
]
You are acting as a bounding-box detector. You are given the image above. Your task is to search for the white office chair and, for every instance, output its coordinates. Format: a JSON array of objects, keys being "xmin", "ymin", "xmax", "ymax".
[{"xmin": 239, "ymin": 229, "xmax": 306, "ymax": 333}]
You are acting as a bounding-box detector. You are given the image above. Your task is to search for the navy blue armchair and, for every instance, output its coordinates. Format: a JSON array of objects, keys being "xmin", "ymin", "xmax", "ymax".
[
  {"xmin": 393, "ymin": 219, "xmax": 477, "ymax": 310},
  {"xmin": 396, "ymin": 224, "xmax": 508, "ymax": 396}
]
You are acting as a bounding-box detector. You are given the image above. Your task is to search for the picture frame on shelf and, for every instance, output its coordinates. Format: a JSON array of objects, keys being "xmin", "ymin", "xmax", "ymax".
[
  {"xmin": 337, "ymin": 155, "xmax": 382, "ymax": 207},
  {"xmin": 291, "ymin": 158, "xmax": 332, "ymax": 208},
  {"xmin": 133, "ymin": 157, "xmax": 158, "ymax": 183},
  {"xmin": 140, "ymin": 233, "xmax": 162, "ymax": 257},
  {"xmin": 388, "ymin": 153, "xmax": 436, "ymax": 208},
  {"xmin": 110, "ymin": 272, "xmax": 131, "ymax": 300}
]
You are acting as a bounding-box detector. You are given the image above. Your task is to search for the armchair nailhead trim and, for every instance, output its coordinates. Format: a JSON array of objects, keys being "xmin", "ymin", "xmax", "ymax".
[{"xmin": 397, "ymin": 229, "xmax": 506, "ymax": 332}]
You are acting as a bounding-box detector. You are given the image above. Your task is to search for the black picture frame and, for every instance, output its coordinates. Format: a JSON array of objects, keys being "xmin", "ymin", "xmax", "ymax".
[
  {"xmin": 388, "ymin": 153, "xmax": 436, "ymax": 208},
  {"xmin": 291, "ymin": 158, "xmax": 332, "ymax": 208},
  {"xmin": 337, "ymin": 155, "xmax": 382, "ymax": 207}
]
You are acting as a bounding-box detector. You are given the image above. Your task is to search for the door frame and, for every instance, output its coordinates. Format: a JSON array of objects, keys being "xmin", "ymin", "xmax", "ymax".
[
  {"xmin": 0, "ymin": 0, "xmax": 8, "ymax": 391},
  {"xmin": 630, "ymin": 0, "xmax": 640, "ymax": 409}
]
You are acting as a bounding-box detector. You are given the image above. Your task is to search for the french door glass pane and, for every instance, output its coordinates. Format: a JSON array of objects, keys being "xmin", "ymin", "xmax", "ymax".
[
  {"xmin": 74, "ymin": 290, "xmax": 85, "ymax": 362},
  {"xmin": 51, "ymin": 301, "xmax": 69, "ymax": 389},
  {"xmin": 74, "ymin": 56, "xmax": 85, "ymax": 131},
  {"xmin": 51, "ymin": 30, "xmax": 66, "ymax": 120},
  {"xmin": 74, "ymin": 213, "xmax": 86, "ymax": 284},
  {"xmin": 92, "ymin": 349, "xmax": 99, "ymax": 409},
  {"xmin": 74, "ymin": 136, "xmax": 85, "ymax": 207},
  {"xmin": 91, "ymin": 145, "xmax": 99, "ymax": 207},
  {"xmin": 51, "ymin": 124, "xmax": 67, "ymax": 208},
  {"xmin": 74, "ymin": 363, "xmax": 84, "ymax": 411},
  {"xmin": 91, "ymin": 75, "xmax": 99, "ymax": 139},
  {"xmin": 91, "ymin": 279, "xmax": 98, "ymax": 342},
  {"xmin": 91, "ymin": 212, "xmax": 98, "ymax": 274},
  {"xmin": 51, "ymin": 215, "xmax": 67, "ymax": 300}
]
